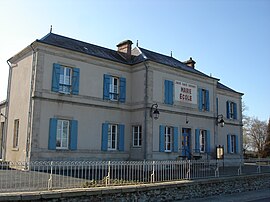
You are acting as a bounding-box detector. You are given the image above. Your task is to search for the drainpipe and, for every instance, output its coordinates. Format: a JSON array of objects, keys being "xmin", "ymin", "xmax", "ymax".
[
  {"xmin": 3, "ymin": 60, "xmax": 13, "ymax": 161},
  {"xmin": 25, "ymin": 44, "xmax": 37, "ymax": 163},
  {"xmin": 143, "ymin": 62, "xmax": 149, "ymax": 160}
]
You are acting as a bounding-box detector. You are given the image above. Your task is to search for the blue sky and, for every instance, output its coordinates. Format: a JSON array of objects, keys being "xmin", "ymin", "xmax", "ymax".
[{"xmin": 0, "ymin": 0, "xmax": 269, "ymax": 121}]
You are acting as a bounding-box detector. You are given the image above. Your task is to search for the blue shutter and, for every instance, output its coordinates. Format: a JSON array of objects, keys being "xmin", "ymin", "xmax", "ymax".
[
  {"xmin": 119, "ymin": 77, "xmax": 126, "ymax": 103},
  {"xmin": 173, "ymin": 127, "xmax": 178, "ymax": 153},
  {"xmin": 227, "ymin": 134, "xmax": 231, "ymax": 153},
  {"xmin": 226, "ymin": 101, "xmax": 230, "ymax": 119},
  {"xmin": 51, "ymin": 63, "xmax": 61, "ymax": 92},
  {"xmin": 169, "ymin": 80, "xmax": 174, "ymax": 105},
  {"xmin": 164, "ymin": 80, "xmax": 173, "ymax": 105},
  {"xmin": 233, "ymin": 103, "xmax": 237, "ymax": 120},
  {"xmin": 198, "ymin": 88, "xmax": 202, "ymax": 111},
  {"xmin": 103, "ymin": 74, "xmax": 111, "ymax": 100},
  {"xmin": 159, "ymin": 125, "xmax": 165, "ymax": 152},
  {"xmin": 206, "ymin": 90, "xmax": 210, "ymax": 111},
  {"xmin": 118, "ymin": 124, "xmax": 125, "ymax": 151},
  {"xmin": 235, "ymin": 135, "xmax": 239, "ymax": 153},
  {"xmin": 195, "ymin": 129, "xmax": 200, "ymax": 153},
  {"xmin": 71, "ymin": 68, "xmax": 80, "ymax": 95},
  {"xmin": 101, "ymin": 123, "xmax": 108, "ymax": 151},
  {"xmin": 70, "ymin": 120, "xmax": 78, "ymax": 150},
  {"xmin": 48, "ymin": 118, "xmax": 57, "ymax": 150},
  {"xmin": 206, "ymin": 130, "xmax": 211, "ymax": 153}
]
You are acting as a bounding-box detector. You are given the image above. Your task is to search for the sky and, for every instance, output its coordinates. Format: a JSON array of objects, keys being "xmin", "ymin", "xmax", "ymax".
[{"xmin": 0, "ymin": 0, "xmax": 269, "ymax": 121}]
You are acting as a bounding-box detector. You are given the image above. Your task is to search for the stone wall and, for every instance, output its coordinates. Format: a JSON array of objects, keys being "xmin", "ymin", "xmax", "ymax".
[{"xmin": 1, "ymin": 173, "xmax": 270, "ymax": 201}]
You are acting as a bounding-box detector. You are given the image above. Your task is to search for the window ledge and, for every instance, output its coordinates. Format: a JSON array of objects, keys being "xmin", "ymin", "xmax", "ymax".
[{"xmin": 12, "ymin": 147, "xmax": 19, "ymax": 151}]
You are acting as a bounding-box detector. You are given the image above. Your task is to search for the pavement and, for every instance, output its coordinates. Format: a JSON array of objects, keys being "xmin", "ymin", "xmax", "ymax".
[{"xmin": 181, "ymin": 188, "xmax": 270, "ymax": 202}]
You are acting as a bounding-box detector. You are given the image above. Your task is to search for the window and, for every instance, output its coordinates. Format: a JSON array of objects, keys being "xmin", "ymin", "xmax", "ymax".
[
  {"xmin": 52, "ymin": 63, "xmax": 80, "ymax": 95},
  {"xmin": 48, "ymin": 118, "xmax": 78, "ymax": 150},
  {"xmin": 159, "ymin": 125, "xmax": 178, "ymax": 153},
  {"xmin": 56, "ymin": 120, "xmax": 70, "ymax": 149},
  {"xmin": 195, "ymin": 129, "xmax": 210, "ymax": 153},
  {"xmin": 164, "ymin": 80, "xmax": 174, "ymax": 105},
  {"xmin": 110, "ymin": 77, "xmax": 119, "ymax": 100},
  {"xmin": 59, "ymin": 66, "xmax": 72, "ymax": 94},
  {"xmin": 133, "ymin": 125, "xmax": 142, "ymax": 147},
  {"xmin": 108, "ymin": 124, "xmax": 118, "ymax": 150},
  {"xmin": 13, "ymin": 119, "xmax": 19, "ymax": 148},
  {"xmin": 198, "ymin": 88, "xmax": 209, "ymax": 111},
  {"xmin": 200, "ymin": 130, "xmax": 207, "ymax": 153},
  {"xmin": 101, "ymin": 123, "xmax": 125, "ymax": 151},
  {"xmin": 226, "ymin": 101, "xmax": 237, "ymax": 120},
  {"xmin": 227, "ymin": 134, "xmax": 238, "ymax": 154},
  {"xmin": 165, "ymin": 126, "xmax": 172, "ymax": 152},
  {"xmin": 103, "ymin": 74, "xmax": 126, "ymax": 102}
]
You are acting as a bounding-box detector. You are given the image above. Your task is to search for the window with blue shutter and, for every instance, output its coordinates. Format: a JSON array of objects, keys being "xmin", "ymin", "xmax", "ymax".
[
  {"xmin": 159, "ymin": 125, "xmax": 165, "ymax": 152},
  {"xmin": 101, "ymin": 123, "xmax": 108, "ymax": 151},
  {"xmin": 48, "ymin": 118, "xmax": 57, "ymax": 150},
  {"xmin": 164, "ymin": 80, "xmax": 173, "ymax": 105},
  {"xmin": 70, "ymin": 120, "xmax": 78, "ymax": 150},
  {"xmin": 235, "ymin": 135, "xmax": 239, "ymax": 154},
  {"xmin": 119, "ymin": 77, "xmax": 126, "ymax": 103},
  {"xmin": 118, "ymin": 124, "xmax": 125, "ymax": 151},
  {"xmin": 173, "ymin": 127, "xmax": 178, "ymax": 153},
  {"xmin": 51, "ymin": 63, "xmax": 80, "ymax": 95},
  {"xmin": 227, "ymin": 134, "xmax": 231, "ymax": 153},
  {"xmin": 233, "ymin": 103, "xmax": 237, "ymax": 120},
  {"xmin": 198, "ymin": 88, "xmax": 209, "ymax": 111},
  {"xmin": 103, "ymin": 74, "xmax": 111, "ymax": 100},
  {"xmin": 205, "ymin": 90, "xmax": 210, "ymax": 111},
  {"xmin": 227, "ymin": 101, "xmax": 237, "ymax": 120}
]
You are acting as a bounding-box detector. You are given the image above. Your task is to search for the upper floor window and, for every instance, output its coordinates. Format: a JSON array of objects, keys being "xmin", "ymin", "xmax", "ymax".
[
  {"xmin": 51, "ymin": 63, "xmax": 80, "ymax": 95},
  {"xmin": 164, "ymin": 80, "xmax": 174, "ymax": 105},
  {"xmin": 195, "ymin": 129, "xmax": 210, "ymax": 153},
  {"xmin": 226, "ymin": 101, "xmax": 237, "ymax": 120},
  {"xmin": 159, "ymin": 125, "xmax": 178, "ymax": 153},
  {"xmin": 133, "ymin": 125, "xmax": 142, "ymax": 147},
  {"xmin": 103, "ymin": 74, "xmax": 126, "ymax": 103},
  {"xmin": 198, "ymin": 88, "xmax": 209, "ymax": 111},
  {"xmin": 48, "ymin": 118, "xmax": 78, "ymax": 150},
  {"xmin": 13, "ymin": 119, "xmax": 19, "ymax": 148},
  {"xmin": 101, "ymin": 123, "xmax": 125, "ymax": 151},
  {"xmin": 227, "ymin": 134, "xmax": 238, "ymax": 154}
]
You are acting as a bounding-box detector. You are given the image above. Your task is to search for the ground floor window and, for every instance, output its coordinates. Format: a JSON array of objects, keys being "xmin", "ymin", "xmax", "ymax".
[
  {"xmin": 227, "ymin": 134, "xmax": 238, "ymax": 154},
  {"xmin": 133, "ymin": 125, "xmax": 142, "ymax": 147},
  {"xmin": 165, "ymin": 126, "xmax": 172, "ymax": 152},
  {"xmin": 56, "ymin": 120, "xmax": 70, "ymax": 149}
]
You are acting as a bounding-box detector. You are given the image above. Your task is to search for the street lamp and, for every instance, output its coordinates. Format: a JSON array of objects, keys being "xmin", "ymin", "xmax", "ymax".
[
  {"xmin": 216, "ymin": 114, "xmax": 225, "ymax": 127},
  {"xmin": 150, "ymin": 103, "xmax": 159, "ymax": 120}
]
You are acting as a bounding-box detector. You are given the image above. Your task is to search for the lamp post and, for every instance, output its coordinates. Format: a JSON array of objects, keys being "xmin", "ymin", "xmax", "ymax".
[
  {"xmin": 216, "ymin": 114, "xmax": 225, "ymax": 127},
  {"xmin": 150, "ymin": 103, "xmax": 159, "ymax": 120}
]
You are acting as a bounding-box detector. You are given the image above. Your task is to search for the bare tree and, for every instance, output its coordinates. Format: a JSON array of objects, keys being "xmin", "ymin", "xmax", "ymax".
[
  {"xmin": 262, "ymin": 118, "xmax": 270, "ymax": 157},
  {"xmin": 244, "ymin": 117, "xmax": 267, "ymax": 157}
]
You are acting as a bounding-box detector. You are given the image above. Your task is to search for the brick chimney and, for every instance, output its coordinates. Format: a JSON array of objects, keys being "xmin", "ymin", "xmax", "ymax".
[
  {"xmin": 184, "ymin": 57, "xmax": 196, "ymax": 68},
  {"xmin": 117, "ymin": 40, "xmax": 133, "ymax": 61}
]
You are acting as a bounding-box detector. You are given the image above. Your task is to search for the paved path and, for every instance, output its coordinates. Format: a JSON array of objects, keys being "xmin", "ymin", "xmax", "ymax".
[{"xmin": 181, "ymin": 188, "xmax": 270, "ymax": 202}]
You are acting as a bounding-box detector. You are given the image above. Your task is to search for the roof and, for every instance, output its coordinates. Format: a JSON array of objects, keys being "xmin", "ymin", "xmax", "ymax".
[
  {"xmin": 37, "ymin": 33, "xmax": 241, "ymax": 95},
  {"xmin": 217, "ymin": 82, "xmax": 243, "ymax": 95}
]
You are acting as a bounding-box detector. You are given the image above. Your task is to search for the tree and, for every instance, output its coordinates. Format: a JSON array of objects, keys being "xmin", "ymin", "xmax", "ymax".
[
  {"xmin": 262, "ymin": 118, "xmax": 270, "ymax": 157},
  {"xmin": 244, "ymin": 117, "xmax": 267, "ymax": 157}
]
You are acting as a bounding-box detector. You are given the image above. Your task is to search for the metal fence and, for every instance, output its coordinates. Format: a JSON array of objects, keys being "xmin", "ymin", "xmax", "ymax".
[{"xmin": 0, "ymin": 159, "xmax": 269, "ymax": 193}]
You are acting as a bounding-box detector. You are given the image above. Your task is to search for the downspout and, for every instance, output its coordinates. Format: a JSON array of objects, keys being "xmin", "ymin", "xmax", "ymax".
[
  {"xmin": 25, "ymin": 44, "xmax": 37, "ymax": 163},
  {"xmin": 3, "ymin": 60, "xmax": 13, "ymax": 161},
  {"xmin": 143, "ymin": 61, "xmax": 149, "ymax": 160}
]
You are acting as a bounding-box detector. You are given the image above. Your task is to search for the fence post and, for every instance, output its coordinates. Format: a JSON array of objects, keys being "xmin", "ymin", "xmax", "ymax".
[
  {"xmin": 150, "ymin": 161, "xmax": 155, "ymax": 183},
  {"xmin": 238, "ymin": 159, "xmax": 242, "ymax": 175},
  {"xmin": 48, "ymin": 161, "xmax": 53, "ymax": 190},
  {"xmin": 257, "ymin": 158, "xmax": 261, "ymax": 174},
  {"xmin": 105, "ymin": 161, "xmax": 110, "ymax": 186},
  {"xmin": 186, "ymin": 160, "xmax": 191, "ymax": 180}
]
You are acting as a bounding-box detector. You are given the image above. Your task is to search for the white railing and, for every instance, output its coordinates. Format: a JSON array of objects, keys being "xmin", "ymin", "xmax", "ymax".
[{"xmin": 0, "ymin": 159, "xmax": 269, "ymax": 193}]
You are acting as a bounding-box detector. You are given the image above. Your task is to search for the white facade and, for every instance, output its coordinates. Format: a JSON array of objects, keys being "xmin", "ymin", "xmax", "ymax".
[{"xmin": 1, "ymin": 33, "xmax": 243, "ymax": 163}]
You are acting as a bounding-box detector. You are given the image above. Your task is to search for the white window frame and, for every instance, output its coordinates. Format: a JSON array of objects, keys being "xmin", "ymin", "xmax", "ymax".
[
  {"xmin": 229, "ymin": 102, "xmax": 235, "ymax": 119},
  {"xmin": 109, "ymin": 77, "xmax": 119, "ymax": 101},
  {"xmin": 132, "ymin": 125, "xmax": 142, "ymax": 147},
  {"xmin": 13, "ymin": 119, "xmax": 19, "ymax": 148},
  {"xmin": 59, "ymin": 66, "xmax": 72, "ymax": 94},
  {"xmin": 164, "ymin": 126, "xmax": 172, "ymax": 152},
  {"xmin": 230, "ymin": 135, "xmax": 236, "ymax": 153},
  {"xmin": 108, "ymin": 124, "xmax": 118, "ymax": 150},
  {"xmin": 56, "ymin": 120, "xmax": 70, "ymax": 150},
  {"xmin": 200, "ymin": 130, "xmax": 207, "ymax": 153},
  {"xmin": 202, "ymin": 89, "xmax": 207, "ymax": 110}
]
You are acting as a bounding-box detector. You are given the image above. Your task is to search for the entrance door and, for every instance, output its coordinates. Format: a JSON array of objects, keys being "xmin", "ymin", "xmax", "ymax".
[{"xmin": 182, "ymin": 128, "xmax": 191, "ymax": 159}]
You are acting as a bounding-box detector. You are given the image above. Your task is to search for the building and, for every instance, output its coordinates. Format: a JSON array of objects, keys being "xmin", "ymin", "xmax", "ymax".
[{"xmin": 0, "ymin": 33, "xmax": 243, "ymax": 163}]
